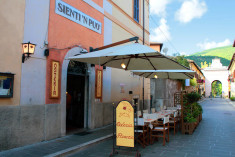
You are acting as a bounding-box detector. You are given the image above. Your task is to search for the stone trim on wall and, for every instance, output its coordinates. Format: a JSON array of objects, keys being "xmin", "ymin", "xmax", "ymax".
[{"xmin": 0, "ymin": 104, "xmax": 61, "ymax": 151}]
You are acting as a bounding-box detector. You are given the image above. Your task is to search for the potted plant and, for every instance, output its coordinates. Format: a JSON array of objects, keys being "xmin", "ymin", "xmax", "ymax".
[
  {"xmin": 182, "ymin": 112, "xmax": 196, "ymax": 134},
  {"xmin": 182, "ymin": 92, "xmax": 202, "ymax": 134}
]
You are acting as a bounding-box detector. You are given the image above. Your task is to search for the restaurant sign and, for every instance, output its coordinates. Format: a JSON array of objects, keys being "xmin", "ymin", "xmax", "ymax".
[
  {"xmin": 51, "ymin": 61, "xmax": 60, "ymax": 98},
  {"xmin": 116, "ymin": 101, "xmax": 134, "ymax": 147},
  {"xmin": 55, "ymin": 0, "xmax": 102, "ymax": 34},
  {"xmin": 95, "ymin": 69, "xmax": 103, "ymax": 98}
]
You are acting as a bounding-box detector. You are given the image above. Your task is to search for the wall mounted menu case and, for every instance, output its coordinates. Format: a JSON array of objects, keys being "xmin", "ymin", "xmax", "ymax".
[{"xmin": 0, "ymin": 73, "xmax": 14, "ymax": 98}]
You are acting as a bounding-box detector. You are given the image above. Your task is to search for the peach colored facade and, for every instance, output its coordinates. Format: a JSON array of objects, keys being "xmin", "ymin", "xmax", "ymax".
[
  {"xmin": 46, "ymin": 0, "xmax": 104, "ymax": 104},
  {"xmin": 109, "ymin": 0, "xmax": 149, "ymax": 45},
  {"xmin": 0, "ymin": 1, "xmax": 25, "ymax": 106},
  {"xmin": 108, "ymin": 0, "xmax": 151, "ymax": 106},
  {"xmin": 150, "ymin": 43, "xmax": 163, "ymax": 52}
]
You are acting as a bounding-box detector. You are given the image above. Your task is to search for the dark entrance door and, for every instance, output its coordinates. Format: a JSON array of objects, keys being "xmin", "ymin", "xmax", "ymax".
[{"xmin": 66, "ymin": 61, "xmax": 87, "ymax": 133}]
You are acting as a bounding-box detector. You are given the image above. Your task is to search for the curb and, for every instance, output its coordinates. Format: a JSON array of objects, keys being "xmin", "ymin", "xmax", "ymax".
[
  {"xmin": 227, "ymin": 100, "xmax": 235, "ymax": 108},
  {"xmin": 198, "ymin": 99, "xmax": 206, "ymax": 104},
  {"xmin": 44, "ymin": 134, "xmax": 113, "ymax": 157}
]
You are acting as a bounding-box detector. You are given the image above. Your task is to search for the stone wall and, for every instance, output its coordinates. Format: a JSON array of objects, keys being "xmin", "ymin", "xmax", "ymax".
[
  {"xmin": 90, "ymin": 102, "xmax": 113, "ymax": 129},
  {"xmin": 0, "ymin": 104, "xmax": 61, "ymax": 151},
  {"xmin": 151, "ymin": 79, "xmax": 182, "ymax": 111},
  {"xmin": 185, "ymin": 86, "xmax": 196, "ymax": 93}
]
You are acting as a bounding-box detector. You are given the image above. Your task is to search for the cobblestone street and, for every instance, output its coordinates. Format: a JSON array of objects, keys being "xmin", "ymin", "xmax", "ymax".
[{"xmin": 69, "ymin": 98, "xmax": 235, "ymax": 157}]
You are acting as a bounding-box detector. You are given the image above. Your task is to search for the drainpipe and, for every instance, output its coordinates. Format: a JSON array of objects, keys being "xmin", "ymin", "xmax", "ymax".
[{"xmin": 142, "ymin": 0, "xmax": 145, "ymax": 110}]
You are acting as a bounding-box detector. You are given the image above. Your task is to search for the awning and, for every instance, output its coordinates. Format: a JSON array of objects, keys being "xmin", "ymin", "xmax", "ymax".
[
  {"xmin": 131, "ymin": 70, "xmax": 195, "ymax": 79},
  {"xmin": 68, "ymin": 43, "xmax": 189, "ymax": 70}
]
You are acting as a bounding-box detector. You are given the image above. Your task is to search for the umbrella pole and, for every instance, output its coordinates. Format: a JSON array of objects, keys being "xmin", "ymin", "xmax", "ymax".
[
  {"xmin": 142, "ymin": 0, "xmax": 145, "ymax": 112},
  {"xmin": 142, "ymin": 77, "xmax": 144, "ymax": 111}
]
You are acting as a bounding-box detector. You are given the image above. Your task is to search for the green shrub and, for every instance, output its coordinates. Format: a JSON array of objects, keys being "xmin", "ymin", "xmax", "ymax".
[
  {"xmin": 183, "ymin": 101, "xmax": 203, "ymax": 123},
  {"xmin": 197, "ymin": 103, "xmax": 203, "ymax": 113},
  {"xmin": 230, "ymin": 97, "xmax": 235, "ymax": 101},
  {"xmin": 192, "ymin": 102, "xmax": 202, "ymax": 118},
  {"xmin": 185, "ymin": 92, "xmax": 201, "ymax": 104},
  {"xmin": 184, "ymin": 113, "xmax": 197, "ymax": 123},
  {"xmin": 190, "ymin": 78, "xmax": 197, "ymax": 87}
]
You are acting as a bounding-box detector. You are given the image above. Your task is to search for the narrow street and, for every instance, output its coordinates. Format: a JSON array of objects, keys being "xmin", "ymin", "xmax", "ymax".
[{"xmin": 69, "ymin": 98, "xmax": 235, "ymax": 157}]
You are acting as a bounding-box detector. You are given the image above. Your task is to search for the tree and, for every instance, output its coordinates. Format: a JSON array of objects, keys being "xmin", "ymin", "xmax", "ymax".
[
  {"xmin": 211, "ymin": 81, "xmax": 222, "ymax": 97},
  {"xmin": 172, "ymin": 55, "xmax": 189, "ymax": 68},
  {"xmin": 172, "ymin": 52, "xmax": 180, "ymax": 57}
]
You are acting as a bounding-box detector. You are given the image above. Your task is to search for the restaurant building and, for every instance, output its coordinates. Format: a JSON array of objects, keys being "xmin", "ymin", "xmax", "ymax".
[
  {"xmin": 0, "ymin": 0, "xmax": 150, "ymax": 150},
  {"xmin": 228, "ymin": 41, "xmax": 235, "ymax": 97},
  {"xmin": 186, "ymin": 60, "xmax": 205, "ymax": 95}
]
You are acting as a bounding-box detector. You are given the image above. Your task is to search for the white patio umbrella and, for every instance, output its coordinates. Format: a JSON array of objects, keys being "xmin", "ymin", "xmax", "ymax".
[
  {"xmin": 68, "ymin": 43, "xmax": 190, "ymax": 111},
  {"xmin": 131, "ymin": 70, "xmax": 195, "ymax": 114},
  {"xmin": 131, "ymin": 70, "xmax": 195, "ymax": 79},
  {"xmin": 68, "ymin": 43, "xmax": 189, "ymax": 70}
]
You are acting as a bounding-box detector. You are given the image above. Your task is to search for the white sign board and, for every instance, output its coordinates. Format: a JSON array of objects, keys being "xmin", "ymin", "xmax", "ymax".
[
  {"xmin": 55, "ymin": 0, "xmax": 102, "ymax": 34},
  {"xmin": 185, "ymin": 79, "xmax": 190, "ymax": 86}
]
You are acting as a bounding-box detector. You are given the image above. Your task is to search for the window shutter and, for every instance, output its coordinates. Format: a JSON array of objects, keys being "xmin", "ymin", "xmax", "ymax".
[
  {"xmin": 134, "ymin": 0, "xmax": 139, "ymax": 22},
  {"xmin": 137, "ymin": 0, "xmax": 139, "ymax": 22}
]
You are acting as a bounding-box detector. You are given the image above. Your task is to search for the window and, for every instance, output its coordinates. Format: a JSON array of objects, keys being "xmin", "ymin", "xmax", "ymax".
[
  {"xmin": 134, "ymin": 0, "xmax": 139, "ymax": 22},
  {"xmin": 0, "ymin": 73, "xmax": 14, "ymax": 98}
]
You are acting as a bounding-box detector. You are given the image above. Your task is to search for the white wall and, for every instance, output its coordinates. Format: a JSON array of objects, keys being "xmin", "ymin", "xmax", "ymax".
[
  {"xmin": 20, "ymin": 0, "xmax": 50, "ymax": 105},
  {"xmin": 103, "ymin": 0, "xmax": 112, "ymax": 102}
]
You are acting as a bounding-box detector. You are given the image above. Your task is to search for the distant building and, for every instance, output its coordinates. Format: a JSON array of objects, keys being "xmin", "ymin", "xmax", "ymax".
[
  {"xmin": 202, "ymin": 58, "xmax": 229, "ymax": 98},
  {"xmin": 185, "ymin": 60, "xmax": 205, "ymax": 95},
  {"xmin": 228, "ymin": 41, "xmax": 235, "ymax": 97}
]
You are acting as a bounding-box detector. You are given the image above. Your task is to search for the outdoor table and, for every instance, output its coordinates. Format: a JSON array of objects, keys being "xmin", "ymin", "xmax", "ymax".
[
  {"xmin": 136, "ymin": 110, "xmax": 178, "ymax": 146},
  {"xmin": 156, "ymin": 110, "xmax": 176, "ymax": 119}
]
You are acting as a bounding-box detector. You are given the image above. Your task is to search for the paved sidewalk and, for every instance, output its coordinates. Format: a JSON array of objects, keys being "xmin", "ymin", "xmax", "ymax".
[
  {"xmin": 227, "ymin": 99, "xmax": 235, "ymax": 108},
  {"xmin": 0, "ymin": 125, "xmax": 112, "ymax": 157},
  {"xmin": 69, "ymin": 98, "xmax": 235, "ymax": 157}
]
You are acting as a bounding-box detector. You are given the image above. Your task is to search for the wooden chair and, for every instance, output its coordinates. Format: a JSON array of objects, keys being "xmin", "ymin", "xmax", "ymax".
[
  {"xmin": 177, "ymin": 105, "xmax": 181, "ymax": 109},
  {"xmin": 143, "ymin": 110, "xmax": 148, "ymax": 113},
  {"xmin": 137, "ymin": 111, "xmax": 142, "ymax": 117},
  {"xmin": 163, "ymin": 105, "xmax": 167, "ymax": 110},
  {"xmin": 169, "ymin": 111, "xmax": 178, "ymax": 135},
  {"xmin": 151, "ymin": 108, "xmax": 156, "ymax": 113},
  {"xmin": 176, "ymin": 109, "xmax": 182, "ymax": 131},
  {"xmin": 150, "ymin": 116, "xmax": 170, "ymax": 146},
  {"xmin": 135, "ymin": 118, "xmax": 149, "ymax": 148}
]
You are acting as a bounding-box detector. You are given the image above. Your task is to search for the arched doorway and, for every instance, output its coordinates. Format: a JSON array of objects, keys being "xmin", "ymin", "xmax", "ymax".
[
  {"xmin": 211, "ymin": 80, "xmax": 222, "ymax": 98},
  {"xmin": 66, "ymin": 60, "xmax": 88, "ymax": 133}
]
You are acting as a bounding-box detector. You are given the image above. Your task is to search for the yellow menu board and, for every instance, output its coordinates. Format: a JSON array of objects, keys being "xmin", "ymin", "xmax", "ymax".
[
  {"xmin": 95, "ymin": 69, "xmax": 102, "ymax": 98},
  {"xmin": 51, "ymin": 61, "xmax": 59, "ymax": 98},
  {"xmin": 116, "ymin": 101, "xmax": 134, "ymax": 147}
]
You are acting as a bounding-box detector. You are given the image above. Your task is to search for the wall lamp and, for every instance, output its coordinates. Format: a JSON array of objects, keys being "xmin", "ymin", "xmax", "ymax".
[
  {"xmin": 22, "ymin": 41, "xmax": 36, "ymax": 63},
  {"xmin": 80, "ymin": 49, "xmax": 88, "ymax": 54}
]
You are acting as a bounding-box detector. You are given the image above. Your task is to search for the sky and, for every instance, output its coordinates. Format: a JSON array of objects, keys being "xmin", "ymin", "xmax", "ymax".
[{"xmin": 149, "ymin": 0, "xmax": 235, "ymax": 56}]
